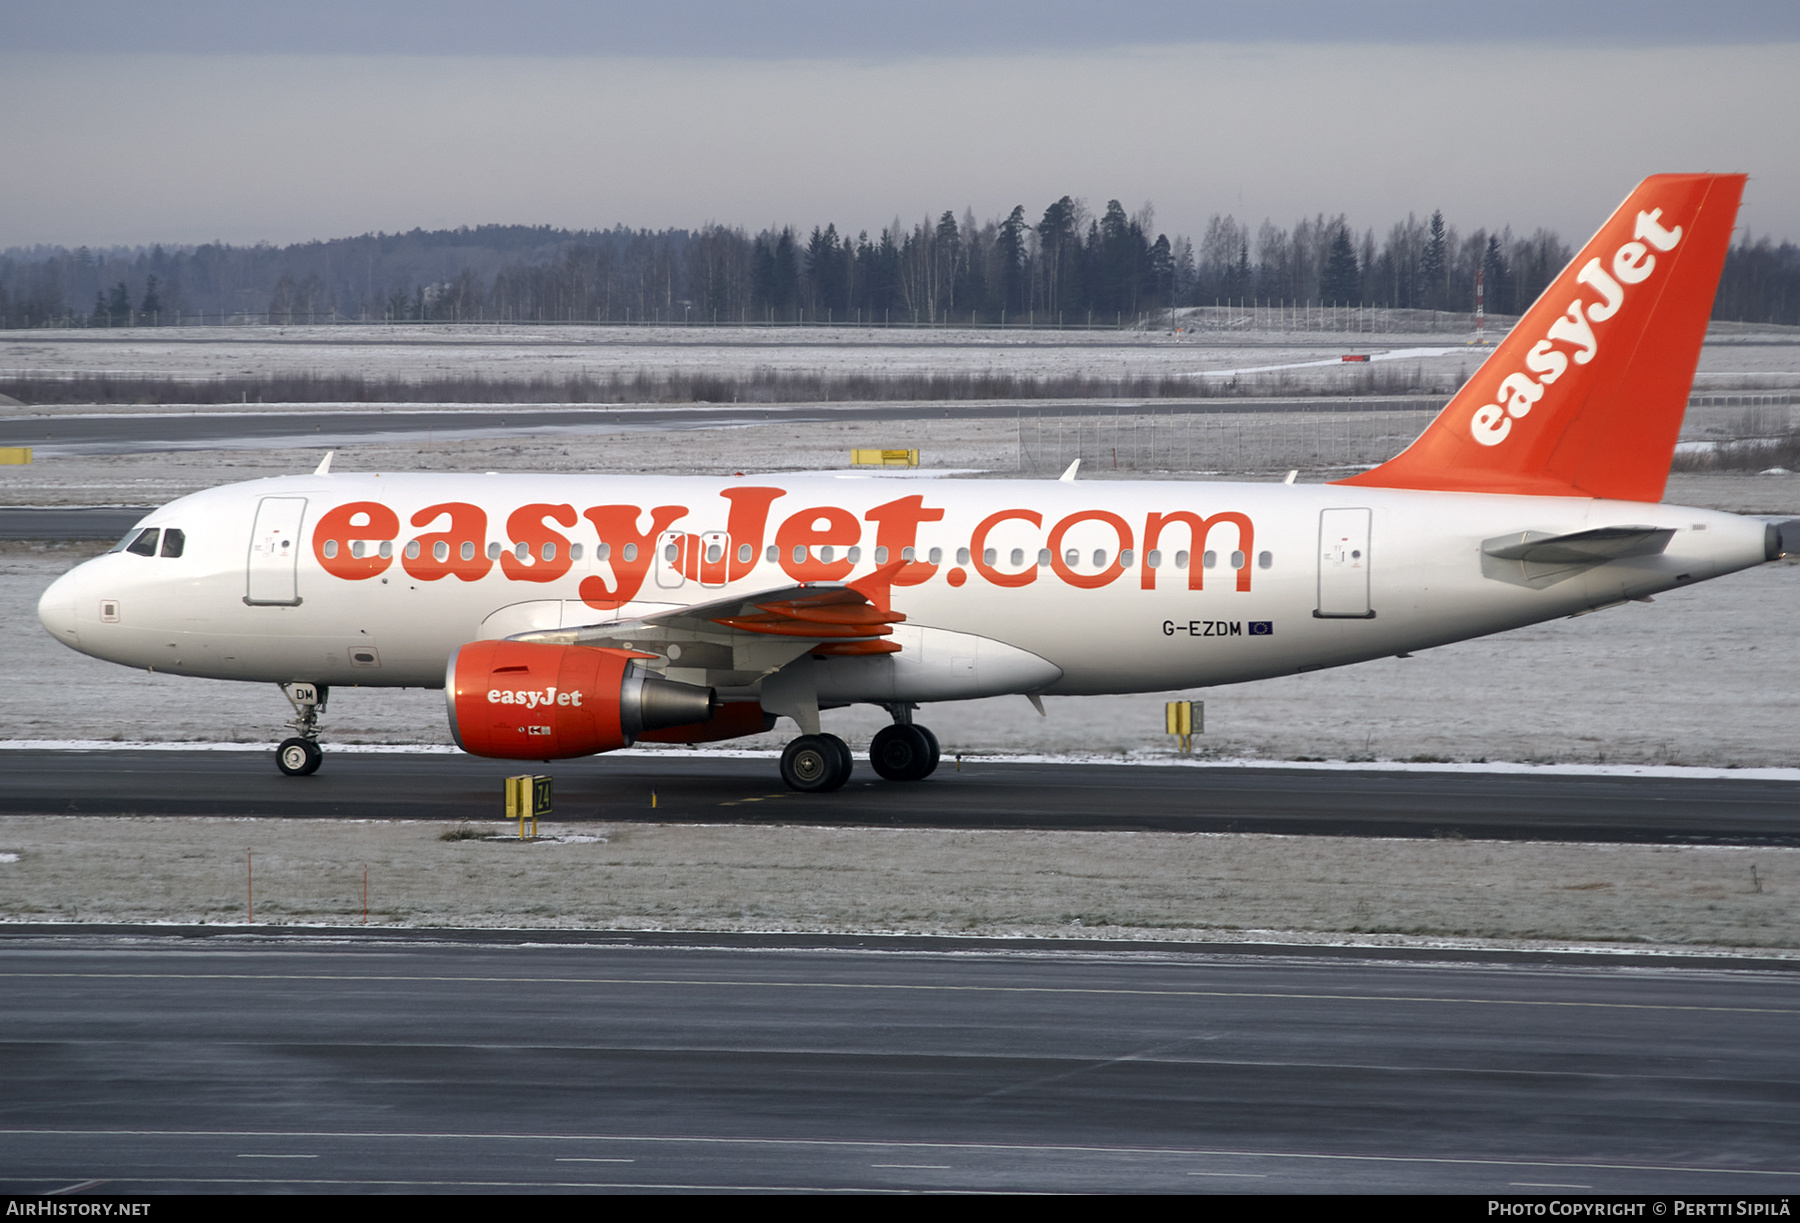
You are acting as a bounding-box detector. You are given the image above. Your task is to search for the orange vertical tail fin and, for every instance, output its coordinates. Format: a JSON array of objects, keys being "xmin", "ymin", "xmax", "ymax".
[{"xmin": 1336, "ymin": 173, "xmax": 1745, "ymax": 502}]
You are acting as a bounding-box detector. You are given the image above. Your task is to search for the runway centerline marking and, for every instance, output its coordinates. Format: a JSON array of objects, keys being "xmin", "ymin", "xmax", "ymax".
[{"xmin": 3, "ymin": 971, "xmax": 1793, "ymax": 1016}]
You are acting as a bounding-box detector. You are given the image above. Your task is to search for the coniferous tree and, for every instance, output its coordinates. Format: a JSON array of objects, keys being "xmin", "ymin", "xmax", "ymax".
[
  {"xmin": 1482, "ymin": 235, "xmax": 1511, "ymax": 314},
  {"xmin": 1320, "ymin": 226, "xmax": 1360, "ymax": 304},
  {"xmin": 1420, "ymin": 210, "xmax": 1447, "ymax": 309},
  {"xmin": 994, "ymin": 206, "xmax": 1028, "ymax": 317},
  {"xmin": 1036, "ymin": 196, "xmax": 1080, "ymax": 316},
  {"xmin": 934, "ymin": 211, "xmax": 960, "ymax": 320}
]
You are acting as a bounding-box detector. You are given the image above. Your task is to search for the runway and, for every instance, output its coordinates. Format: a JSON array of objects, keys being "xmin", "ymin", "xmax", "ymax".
[
  {"xmin": 0, "ymin": 931, "xmax": 1795, "ymax": 1194},
  {"xmin": 5, "ymin": 748, "xmax": 1798, "ymax": 843},
  {"xmin": 0, "ymin": 506, "xmax": 153, "ymax": 540}
]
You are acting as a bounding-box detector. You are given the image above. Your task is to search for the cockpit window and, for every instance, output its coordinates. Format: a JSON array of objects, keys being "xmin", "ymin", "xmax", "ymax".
[
  {"xmin": 160, "ymin": 528, "xmax": 185, "ymax": 558},
  {"xmin": 124, "ymin": 528, "xmax": 160, "ymax": 556}
]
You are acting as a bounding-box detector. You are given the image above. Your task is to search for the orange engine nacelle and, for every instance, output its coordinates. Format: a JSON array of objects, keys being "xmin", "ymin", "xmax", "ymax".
[{"xmin": 446, "ymin": 640, "xmax": 718, "ymax": 760}]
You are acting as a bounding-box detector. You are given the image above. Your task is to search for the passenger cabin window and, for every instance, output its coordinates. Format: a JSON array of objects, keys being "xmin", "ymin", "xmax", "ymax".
[
  {"xmin": 125, "ymin": 528, "xmax": 160, "ymax": 556},
  {"xmin": 159, "ymin": 529, "xmax": 185, "ymax": 558}
]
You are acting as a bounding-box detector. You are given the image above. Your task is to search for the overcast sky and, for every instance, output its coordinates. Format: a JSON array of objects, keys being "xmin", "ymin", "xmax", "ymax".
[{"xmin": 5, "ymin": 1, "xmax": 1798, "ymax": 251}]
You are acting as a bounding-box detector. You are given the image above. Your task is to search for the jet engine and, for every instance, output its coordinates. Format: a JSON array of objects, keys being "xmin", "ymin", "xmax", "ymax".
[{"xmin": 446, "ymin": 640, "xmax": 717, "ymax": 759}]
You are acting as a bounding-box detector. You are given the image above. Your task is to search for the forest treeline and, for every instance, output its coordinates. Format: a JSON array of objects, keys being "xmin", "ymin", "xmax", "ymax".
[{"xmin": 3, "ymin": 196, "xmax": 1797, "ymax": 329}]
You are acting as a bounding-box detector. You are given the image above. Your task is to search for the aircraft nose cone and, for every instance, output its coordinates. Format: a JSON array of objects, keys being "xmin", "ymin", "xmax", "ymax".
[{"xmin": 38, "ymin": 568, "xmax": 83, "ymax": 649}]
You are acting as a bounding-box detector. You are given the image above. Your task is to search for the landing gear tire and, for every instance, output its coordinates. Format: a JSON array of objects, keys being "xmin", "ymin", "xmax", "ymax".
[
  {"xmin": 276, "ymin": 737, "xmax": 322, "ymax": 777},
  {"xmin": 916, "ymin": 725, "xmax": 941, "ymax": 778},
  {"xmin": 781, "ymin": 733, "xmax": 853, "ymax": 792},
  {"xmin": 870, "ymin": 724, "xmax": 936, "ymax": 781}
]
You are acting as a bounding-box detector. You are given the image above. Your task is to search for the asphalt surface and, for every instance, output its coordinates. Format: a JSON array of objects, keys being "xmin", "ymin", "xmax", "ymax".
[
  {"xmin": 5, "ymin": 748, "xmax": 1797, "ymax": 843},
  {"xmin": 0, "ymin": 397, "xmax": 1445, "ymax": 457},
  {"xmin": 0, "ymin": 931, "xmax": 1794, "ymax": 1194},
  {"xmin": 0, "ymin": 506, "xmax": 152, "ymax": 539}
]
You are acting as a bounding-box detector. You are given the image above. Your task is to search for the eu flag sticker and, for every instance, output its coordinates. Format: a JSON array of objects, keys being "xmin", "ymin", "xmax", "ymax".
[{"xmin": 1248, "ymin": 621, "xmax": 1274, "ymax": 636}]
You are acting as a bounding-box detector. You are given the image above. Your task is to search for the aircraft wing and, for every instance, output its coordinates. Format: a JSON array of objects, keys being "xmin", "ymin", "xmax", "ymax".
[{"xmin": 507, "ymin": 561, "xmax": 909, "ymax": 682}]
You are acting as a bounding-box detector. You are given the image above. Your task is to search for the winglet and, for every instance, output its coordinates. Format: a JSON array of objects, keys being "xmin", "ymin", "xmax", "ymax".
[
  {"xmin": 1059, "ymin": 459, "xmax": 1080, "ymax": 482},
  {"xmin": 1336, "ymin": 173, "xmax": 1746, "ymax": 502},
  {"xmin": 313, "ymin": 451, "xmax": 334, "ymax": 476}
]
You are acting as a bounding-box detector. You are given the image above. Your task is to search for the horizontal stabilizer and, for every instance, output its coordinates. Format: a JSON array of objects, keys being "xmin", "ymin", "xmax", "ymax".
[{"xmin": 1483, "ymin": 525, "xmax": 1675, "ymax": 565}]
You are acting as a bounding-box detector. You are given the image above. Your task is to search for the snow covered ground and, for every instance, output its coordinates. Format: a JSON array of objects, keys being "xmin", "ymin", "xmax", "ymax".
[
  {"xmin": 0, "ymin": 815, "xmax": 1790, "ymax": 949},
  {"xmin": 5, "ymin": 322, "xmax": 1795, "ymax": 396}
]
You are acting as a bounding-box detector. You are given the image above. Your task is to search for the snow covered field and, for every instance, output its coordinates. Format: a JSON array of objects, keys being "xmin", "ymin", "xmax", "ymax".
[
  {"xmin": 5, "ymin": 322, "xmax": 1796, "ymax": 396},
  {"xmin": 0, "ymin": 323, "xmax": 1472, "ymax": 387},
  {"xmin": 0, "ymin": 815, "xmax": 1790, "ymax": 949}
]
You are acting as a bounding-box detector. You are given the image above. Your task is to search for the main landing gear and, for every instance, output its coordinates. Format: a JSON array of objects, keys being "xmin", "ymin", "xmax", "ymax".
[
  {"xmin": 778, "ymin": 706, "xmax": 941, "ymax": 793},
  {"xmin": 780, "ymin": 733, "xmax": 854, "ymax": 792},
  {"xmin": 275, "ymin": 681, "xmax": 328, "ymax": 777},
  {"xmin": 868, "ymin": 723, "xmax": 939, "ymax": 782}
]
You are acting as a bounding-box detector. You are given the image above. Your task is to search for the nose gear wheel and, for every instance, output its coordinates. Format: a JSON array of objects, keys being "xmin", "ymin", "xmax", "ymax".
[{"xmin": 276, "ymin": 737, "xmax": 323, "ymax": 776}]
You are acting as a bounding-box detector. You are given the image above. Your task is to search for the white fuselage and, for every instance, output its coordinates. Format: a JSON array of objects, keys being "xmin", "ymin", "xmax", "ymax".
[{"xmin": 37, "ymin": 471, "xmax": 1772, "ymax": 710}]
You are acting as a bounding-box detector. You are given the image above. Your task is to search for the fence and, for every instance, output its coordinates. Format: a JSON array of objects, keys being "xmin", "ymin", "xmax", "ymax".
[
  {"xmin": 1017, "ymin": 393, "xmax": 1800, "ymax": 476},
  {"xmin": 1018, "ymin": 402, "xmax": 1445, "ymax": 475},
  {"xmin": 0, "ymin": 303, "xmax": 1514, "ymax": 334}
]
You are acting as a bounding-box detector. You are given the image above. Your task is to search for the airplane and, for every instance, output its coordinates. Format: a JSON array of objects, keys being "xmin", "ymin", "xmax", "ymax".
[{"xmin": 35, "ymin": 173, "xmax": 1798, "ymax": 791}]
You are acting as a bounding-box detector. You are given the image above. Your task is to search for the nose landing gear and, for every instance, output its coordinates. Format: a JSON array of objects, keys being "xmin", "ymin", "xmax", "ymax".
[
  {"xmin": 275, "ymin": 681, "xmax": 328, "ymax": 776},
  {"xmin": 276, "ymin": 737, "xmax": 323, "ymax": 776}
]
